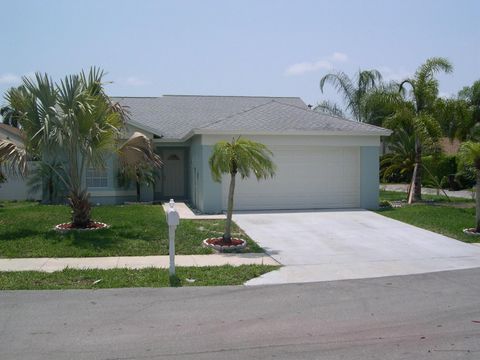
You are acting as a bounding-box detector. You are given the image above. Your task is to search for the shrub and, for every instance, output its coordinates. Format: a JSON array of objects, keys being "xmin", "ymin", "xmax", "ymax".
[{"xmin": 422, "ymin": 154, "xmax": 457, "ymax": 188}]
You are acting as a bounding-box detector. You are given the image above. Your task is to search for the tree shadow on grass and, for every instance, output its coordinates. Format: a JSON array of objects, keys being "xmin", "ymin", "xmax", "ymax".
[
  {"xmin": 169, "ymin": 274, "xmax": 182, "ymax": 287},
  {"xmin": 0, "ymin": 229, "xmax": 46, "ymax": 242},
  {"xmin": 66, "ymin": 228, "xmax": 119, "ymax": 250}
]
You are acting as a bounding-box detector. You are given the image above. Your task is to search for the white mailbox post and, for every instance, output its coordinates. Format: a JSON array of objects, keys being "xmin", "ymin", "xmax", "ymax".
[{"xmin": 166, "ymin": 199, "xmax": 180, "ymax": 276}]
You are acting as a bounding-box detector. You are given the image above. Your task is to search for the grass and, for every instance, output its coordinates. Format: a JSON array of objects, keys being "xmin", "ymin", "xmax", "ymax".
[
  {"xmin": 0, "ymin": 265, "xmax": 279, "ymax": 290},
  {"xmin": 378, "ymin": 190, "xmax": 477, "ymax": 243},
  {"xmin": 380, "ymin": 190, "xmax": 474, "ymax": 203},
  {"xmin": 0, "ymin": 201, "xmax": 263, "ymax": 258}
]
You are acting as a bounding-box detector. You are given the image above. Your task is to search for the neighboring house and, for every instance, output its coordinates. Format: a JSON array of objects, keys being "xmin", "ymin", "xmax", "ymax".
[
  {"xmin": 439, "ymin": 137, "xmax": 461, "ymax": 155},
  {"xmin": 0, "ymin": 124, "xmax": 41, "ymax": 201},
  {"xmin": 0, "ymin": 95, "xmax": 391, "ymax": 211}
]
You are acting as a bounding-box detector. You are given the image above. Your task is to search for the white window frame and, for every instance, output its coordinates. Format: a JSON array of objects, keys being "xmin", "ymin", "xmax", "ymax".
[{"xmin": 86, "ymin": 167, "xmax": 108, "ymax": 188}]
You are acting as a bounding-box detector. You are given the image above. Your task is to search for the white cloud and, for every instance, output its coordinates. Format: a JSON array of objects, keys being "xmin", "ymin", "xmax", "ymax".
[
  {"xmin": 285, "ymin": 60, "xmax": 332, "ymax": 76},
  {"xmin": 0, "ymin": 73, "xmax": 21, "ymax": 85},
  {"xmin": 123, "ymin": 76, "xmax": 149, "ymax": 87},
  {"xmin": 285, "ymin": 52, "xmax": 348, "ymax": 76},
  {"xmin": 379, "ymin": 66, "xmax": 412, "ymax": 82},
  {"xmin": 329, "ymin": 52, "xmax": 348, "ymax": 62}
]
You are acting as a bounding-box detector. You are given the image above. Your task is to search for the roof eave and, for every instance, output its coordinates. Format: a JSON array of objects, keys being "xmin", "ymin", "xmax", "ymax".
[{"xmin": 192, "ymin": 129, "xmax": 392, "ymax": 137}]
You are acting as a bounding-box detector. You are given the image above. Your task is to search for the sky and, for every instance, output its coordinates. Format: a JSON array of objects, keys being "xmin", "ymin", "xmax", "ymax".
[{"xmin": 1, "ymin": 0, "xmax": 479, "ymax": 111}]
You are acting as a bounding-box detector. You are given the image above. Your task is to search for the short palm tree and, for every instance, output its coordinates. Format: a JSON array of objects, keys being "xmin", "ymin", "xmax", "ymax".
[
  {"xmin": 319, "ymin": 69, "xmax": 383, "ymax": 122},
  {"xmin": 118, "ymin": 133, "xmax": 161, "ymax": 202},
  {"xmin": 209, "ymin": 137, "xmax": 276, "ymax": 242},
  {"xmin": 458, "ymin": 141, "xmax": 480, "ymax": 232},
  {"xmin": 0, "ymin": 69, "xmax": 161, "ymax": 227}
]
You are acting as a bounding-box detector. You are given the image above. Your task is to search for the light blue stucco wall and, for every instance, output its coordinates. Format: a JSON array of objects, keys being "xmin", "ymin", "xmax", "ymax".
[
  {"xmin": 360, "ymin": 146, "xmax": 380, "ymax": 210},
  {"xmin": 189, "ymin": 139, "xmax": 222, "ymax": 213}
]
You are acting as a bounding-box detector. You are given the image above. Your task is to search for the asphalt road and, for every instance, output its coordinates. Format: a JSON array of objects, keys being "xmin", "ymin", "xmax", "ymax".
[{"xmin": 1, "ymin": 269, "xmax": 480, "ymax": 360}]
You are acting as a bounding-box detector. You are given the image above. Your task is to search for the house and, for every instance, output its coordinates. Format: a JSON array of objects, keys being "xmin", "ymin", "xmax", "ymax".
[
  {"xmin": 1, "ymin": 95, "xmax": 391, "ymax": 211},
  {"xmin": 94, "ymin": 95, "xmax": 389, "ymax": 212},
  {"xmin": 0, "ymin": 124, "xmax": 41, "ymax": 201}
]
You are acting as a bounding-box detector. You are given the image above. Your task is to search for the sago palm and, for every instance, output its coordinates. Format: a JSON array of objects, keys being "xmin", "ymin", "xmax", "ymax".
[
  {"xmin": 209, "ymin": 137, "xmax": 276, "ymax": 242},
  {"xmin": 458, "ymin": 141, "xmax": 480, "ymax": 232}
]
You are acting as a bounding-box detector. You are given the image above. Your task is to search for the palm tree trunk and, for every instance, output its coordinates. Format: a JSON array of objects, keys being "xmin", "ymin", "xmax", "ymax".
[
  {"xmin": 223, "ymin": 171, "xmax": 236, "ymax": 243},
  {"xmin": 69, "ymin": 190, "xmax": 92, "ymax": 228},
  {"xmin": 476, "ymin": 170, "xmax": 480, "ymax": 233},
  {"xmin": 136, "ymin": 181, "xmax": 141, "ymax": 202},
  {"xmin": 413, "ymin": 137, "xmax": 422, "ymax": 202}
]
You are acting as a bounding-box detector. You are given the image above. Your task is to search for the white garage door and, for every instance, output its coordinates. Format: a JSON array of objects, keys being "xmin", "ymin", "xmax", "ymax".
[{"xmin": 222, "ymin": 145, "xmax": 360, "ymax": 210}]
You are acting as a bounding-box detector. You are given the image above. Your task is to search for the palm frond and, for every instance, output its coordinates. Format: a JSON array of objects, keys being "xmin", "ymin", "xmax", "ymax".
[
  {"xmin": 0, "ymin": 139, "xmax": 27, "ymax": 177},
  {"xmin": 313, "ymin": 100, "xmax": 344, "ymax": 117}
]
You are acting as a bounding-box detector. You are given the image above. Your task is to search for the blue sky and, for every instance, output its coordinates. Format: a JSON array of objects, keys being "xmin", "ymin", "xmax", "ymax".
[{"xmin": 1, "ymin": 0, "xmax": 479, "ymax": 109}]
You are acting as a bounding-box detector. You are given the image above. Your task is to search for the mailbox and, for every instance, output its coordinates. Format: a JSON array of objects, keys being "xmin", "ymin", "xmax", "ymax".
[
  {"xmin": 166, "ymin": 199, "xmax": 179, "ymax": 276},
  {"xmin": 166, "ymin": 199, "xmax": 180, "ymax": 226}
]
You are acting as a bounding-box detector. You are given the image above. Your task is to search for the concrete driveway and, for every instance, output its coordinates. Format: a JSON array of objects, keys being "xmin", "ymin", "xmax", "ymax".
[{"xmin": 233, "ymin": 210, "xmax": 480, "ymax": 285}]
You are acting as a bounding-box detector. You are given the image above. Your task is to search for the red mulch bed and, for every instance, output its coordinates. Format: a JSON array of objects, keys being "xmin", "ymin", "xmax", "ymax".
[
  {"xmin": 55, "ymin": 221, "xmax": 109, "ymax": 231},
  {"xmin": 205, "ymin": 237, "xmax": 245, "ymax": 247}
]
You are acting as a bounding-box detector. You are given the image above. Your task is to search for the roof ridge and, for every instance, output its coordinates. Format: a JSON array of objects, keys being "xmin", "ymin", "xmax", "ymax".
[
  {"xmin": 196, "ymin": 100, "xmax": 277, "ymax": 130},
  {"xmin": 162, "ymin": 94, "xmax": 301, "ymax": 99},
  {"xmin": 110, "ymin": 96, "xmax": 161, "ymax": 99},
  {"xmin": 271, "ymin": 100, "xmax": 391, "ymax": 132}
]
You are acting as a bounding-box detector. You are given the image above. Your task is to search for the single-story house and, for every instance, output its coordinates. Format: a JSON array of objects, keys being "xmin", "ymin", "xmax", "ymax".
[
  {"xmin": 0, "ymin": 95, "xmax": 391, "ymax": 211},
  {"xmin": 94, "ymin": 95, "xmax": 389, "ymax": 212}
]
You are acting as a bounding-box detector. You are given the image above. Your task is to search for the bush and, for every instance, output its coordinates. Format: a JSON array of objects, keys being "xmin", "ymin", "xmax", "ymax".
[{"xmin": 422, "ymin": 155, "xmax": 457, "ymax": 188}]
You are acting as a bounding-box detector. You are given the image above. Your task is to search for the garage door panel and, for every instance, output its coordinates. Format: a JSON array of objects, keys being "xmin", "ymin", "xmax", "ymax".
[{"xmin": 222, "ymin": 146, "xmax": 360, "ymax": 210}]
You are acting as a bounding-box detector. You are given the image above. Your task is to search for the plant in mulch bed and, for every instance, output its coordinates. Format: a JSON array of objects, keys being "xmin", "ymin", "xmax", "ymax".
[
  {"xmin": 458, "ymin": 141, "xmax": 480, "ymax": 235},
  {"xmin": 207, "ymin": 137, "xmax": 276, "ymax": 251}
]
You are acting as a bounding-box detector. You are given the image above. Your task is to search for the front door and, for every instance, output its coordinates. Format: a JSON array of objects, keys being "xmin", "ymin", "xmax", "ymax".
[{"xmin": 162, "ymin": 149, "xmax": 185, "ymax": 198}]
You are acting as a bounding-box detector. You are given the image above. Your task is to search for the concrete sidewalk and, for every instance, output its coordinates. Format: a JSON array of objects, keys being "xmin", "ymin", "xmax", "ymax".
[
  {"xmin": 0, "ymin": 253, "xmax": 279, "ymax": 272},
  {"xmin": 162, "ymin": 202, "xmax": 225, "ymax": 220}
]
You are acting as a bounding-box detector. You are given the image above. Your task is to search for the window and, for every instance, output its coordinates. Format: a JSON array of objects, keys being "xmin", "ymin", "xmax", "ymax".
[{"xmin": 86, "ymin": 167, "xmax": 108, "ymax": 188}]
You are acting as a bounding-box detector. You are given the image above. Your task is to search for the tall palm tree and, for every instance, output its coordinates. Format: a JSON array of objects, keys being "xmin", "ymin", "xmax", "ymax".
[
  {"xmin": 0, "ymin": 104, "xmax": 20, "ymax": 127},
  {"xmin": 313, "ymin": 100, "xmax": 344, "ymax": 117},
  {"xmin": 0, "ymin": 69, "xmax": 161, "ymax": 227},
  {"xmin": 319, "ymin": 69, "xmax": 383, "ymax": 122},
  {"xmin": 209, "ymin": 137, "xmax": 276, "ymax": 242},
  {"xmin": 394, "ymin": 57, "xmax": 453, "ymax": 201},
  {"xmin": 458, "ymin": 141, "xmax": 480, "ymax": 232}
]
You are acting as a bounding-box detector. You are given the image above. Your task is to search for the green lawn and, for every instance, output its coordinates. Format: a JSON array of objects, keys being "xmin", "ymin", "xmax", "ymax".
[
  {"xmin": 380, "ymin": 189, "xmax": 474, "ymax": 203},
  {"xmin": 378, "ymin": 191, "xmax": 477, "ymax": 243},
  {"xmin": 0, "ymin": 265, "xmax": 279, "ymax": 290},
  {"xmin": 0, "ymin": 201, "xmax": 262, "ymax": 258}
]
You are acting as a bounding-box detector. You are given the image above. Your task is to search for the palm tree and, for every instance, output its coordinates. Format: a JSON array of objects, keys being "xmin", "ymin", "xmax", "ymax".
[
  {"xmin": 118, "ymin": 133, "xmax": 162, "ymax": 202},
  {"xmin": 319, "ymin": 69, "xmax": 383, "ymax": 122},
  {"xmin": 434, "ymin": 97, "xmax": 473, "ymax": 141},
  {"xmin": 383, "ymin": 57, "xmax": 452, "ymax": 202},
  {"xmin": 0, "ymin": 138, "xmax": 27, "ymax": 177},
  {"xmin": 458, "ymin": 141, "xmax": 480, "ymax": 232},
  {"xmin": 209, "ymin": 137, "xmax": 276, "ymax": 242},
  {"xmin": 0, "ymin": 104, "xmax": 20, "ymax": 127},
  {"xmin": 0, "ymin": 69, "xmax": 161, "ymax": 227},
  {"xmin": 380, "ymin": 128, "xmax": 416, "ymax": 184},
  {"xmin": 313, "ymin": 100, "xmax": 344, "ymax": 117}
]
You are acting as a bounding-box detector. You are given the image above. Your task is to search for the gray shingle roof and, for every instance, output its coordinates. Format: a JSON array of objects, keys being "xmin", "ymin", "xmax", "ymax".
[
  {"xmin": 199, "ymin": 100, "xmax": 391, "ymax": 135},
  {"xmin": 111, "ymin": 95, "xmax": 390, "ymax": 139}
]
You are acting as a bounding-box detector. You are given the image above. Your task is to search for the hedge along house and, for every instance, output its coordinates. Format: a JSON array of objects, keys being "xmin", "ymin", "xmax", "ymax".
[{"xmin": 85, "ymin": 95, "xmax": 391, "ymax": 212}]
